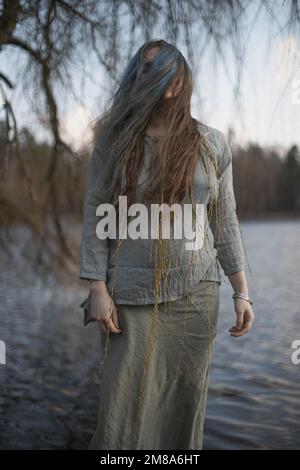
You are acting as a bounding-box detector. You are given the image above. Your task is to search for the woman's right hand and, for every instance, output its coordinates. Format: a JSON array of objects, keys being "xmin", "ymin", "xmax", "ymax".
[{"xmin": 89, "ymin": 280, "xmax": 122, "ymax": 334}]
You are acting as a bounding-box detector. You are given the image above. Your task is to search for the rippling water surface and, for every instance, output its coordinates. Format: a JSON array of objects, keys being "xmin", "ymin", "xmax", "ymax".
[{"xmin": 0, "ymin": 220, "xmax": 300, "ymax": 449}]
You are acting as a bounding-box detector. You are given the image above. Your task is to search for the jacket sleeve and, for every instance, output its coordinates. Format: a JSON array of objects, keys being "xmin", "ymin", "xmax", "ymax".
[
  {"xmin": 209, "ymin": 133, "xmax": 245, "ymax": 276},
  {"xmin": 79, "ymin": 136, "xmax": 110, "ymax": 281}
]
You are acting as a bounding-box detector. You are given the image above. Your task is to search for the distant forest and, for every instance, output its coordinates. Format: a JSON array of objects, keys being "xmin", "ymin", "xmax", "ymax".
[
  {"xmin": 232, "ymin": 141, "xmax": 300, "ymax": 217},
  {"xmin": 1, "ymin": 124, "xmax": 300, "ymax": 229}
]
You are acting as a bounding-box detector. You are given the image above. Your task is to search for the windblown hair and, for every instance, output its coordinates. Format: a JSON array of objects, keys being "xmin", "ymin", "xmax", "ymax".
[{"xmin": 92, "ymin": 39, "xmax": 207, "ymax": 208}]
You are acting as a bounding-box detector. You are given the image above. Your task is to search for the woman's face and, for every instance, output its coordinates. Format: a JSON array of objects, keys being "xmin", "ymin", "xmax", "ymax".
[{"xmin": 143, "ymin": 46, "xmax": 182, "ymax": 99}]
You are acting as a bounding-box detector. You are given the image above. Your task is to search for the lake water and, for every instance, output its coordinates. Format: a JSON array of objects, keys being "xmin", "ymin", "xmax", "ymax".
[{"xmin": 0, "ymin": 220, "xmax": 300, "ymax": 449}]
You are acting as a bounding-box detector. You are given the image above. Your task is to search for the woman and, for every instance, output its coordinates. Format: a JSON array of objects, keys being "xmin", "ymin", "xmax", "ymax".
[{"xmin": 79, "ymin": 39, "xmax": 255, "ymax": 450}]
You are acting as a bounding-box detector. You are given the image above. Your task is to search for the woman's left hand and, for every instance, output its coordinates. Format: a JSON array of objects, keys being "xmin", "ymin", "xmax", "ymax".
[{"xmin": 229, "ymin": 298, "xmax": 255, "ymax": 337}]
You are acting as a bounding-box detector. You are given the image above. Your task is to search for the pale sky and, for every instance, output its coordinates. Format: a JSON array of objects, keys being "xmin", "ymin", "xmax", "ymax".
[{"xmin": 1, "ymin": 2, "xmax": 299, "ymax": 155}]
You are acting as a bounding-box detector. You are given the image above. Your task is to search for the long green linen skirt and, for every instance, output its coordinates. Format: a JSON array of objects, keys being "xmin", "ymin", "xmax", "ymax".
[{"xmin": 88, "ymin": 280, "xmax": 220, "ymax": 450}]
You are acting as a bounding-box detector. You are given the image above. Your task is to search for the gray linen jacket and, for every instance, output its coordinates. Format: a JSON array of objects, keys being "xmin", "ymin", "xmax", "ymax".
[{"xmin": 79, "ymin": 121, "xmax": 245, "ymax": 305}]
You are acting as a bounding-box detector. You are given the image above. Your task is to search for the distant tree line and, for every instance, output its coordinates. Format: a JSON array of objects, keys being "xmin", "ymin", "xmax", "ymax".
[
  {"xmin": 1, "ymin": 123, "xmax": 300, "ymax": 225},
  {"xmin": 232, "ymin": 142, "xmax": 300, "ymax": 217}
]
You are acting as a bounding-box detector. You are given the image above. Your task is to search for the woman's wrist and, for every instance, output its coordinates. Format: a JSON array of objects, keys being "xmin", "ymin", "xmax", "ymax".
[
  {"xmin": 232, "ymin": 292, "xmax": 253, "ymax": 305},
  {"xmin": 233, "ymin": 289, "xmax": 249, "ymax": 296},
  {"xmin": 89, "ymin": 279, "xmax": 107, "ymax": 293}
]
